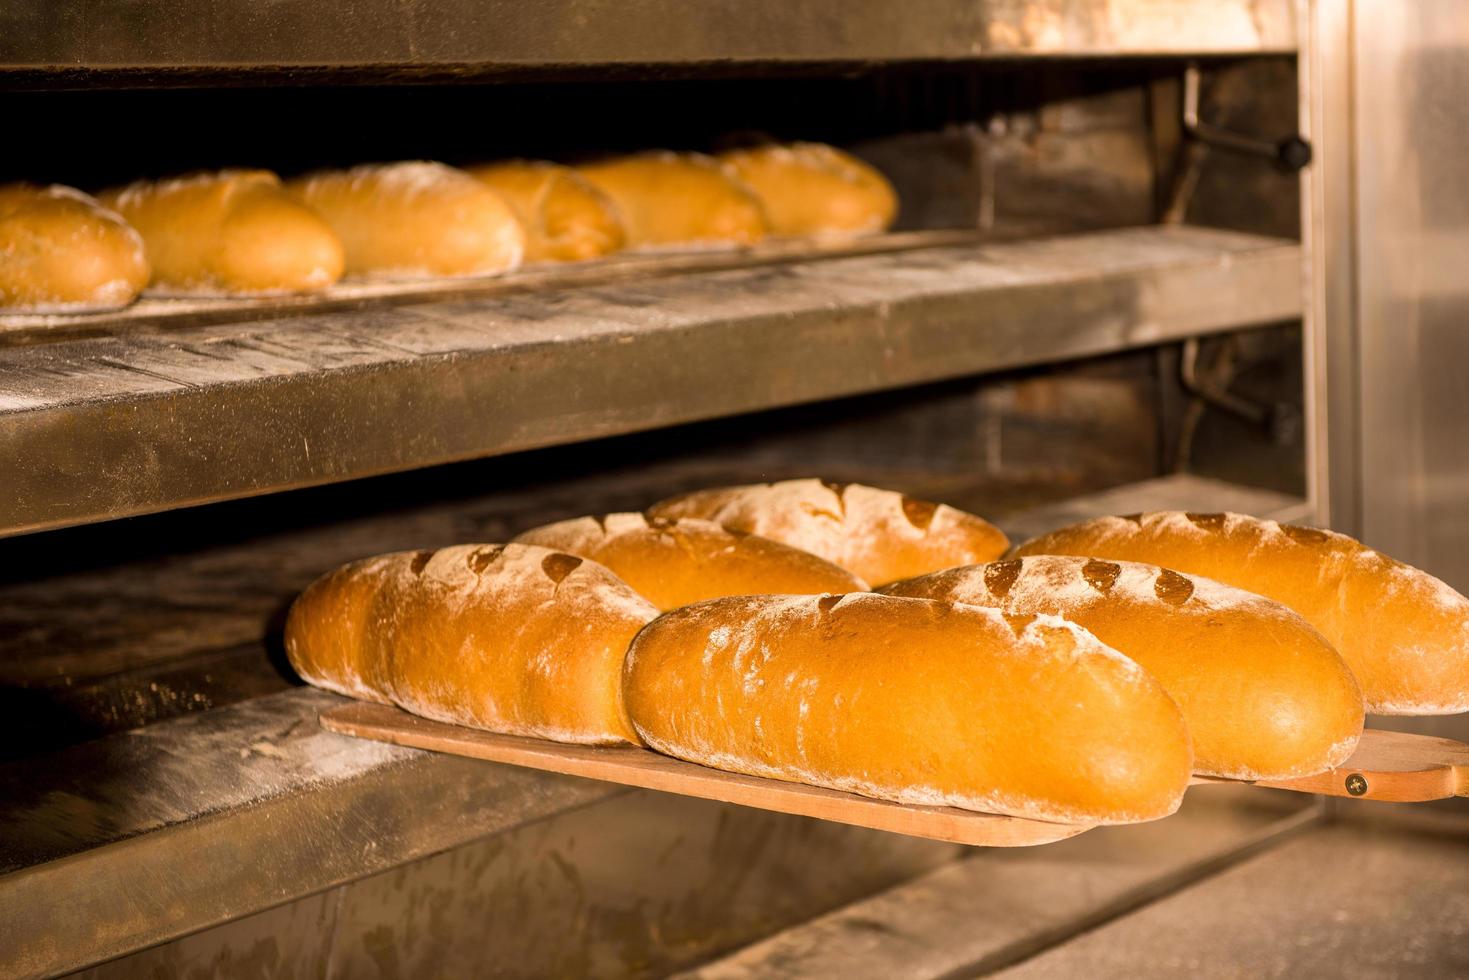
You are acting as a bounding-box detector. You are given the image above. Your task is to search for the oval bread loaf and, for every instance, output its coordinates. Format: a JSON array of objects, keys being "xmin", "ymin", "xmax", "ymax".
[
  {"xmin": 467, "ymin": 161, "xmax": 625, "ymax": 263},
  {"xmin": 99, "ymin": 170, "xmax": 344, "ymax": 295},
  {"xmin": 575, "ymin": 152, "xmax": 767, "ymax": 250},
  {"xmin": 647, "ymin": 479, "xmax": 1009, "ymax": 587},
  {"xmin": 0, "ymin": 182, "xmax": 149, "ymax": 312},
  {"xmin": 284, "ymin": 161, "xmax": 525, "ymax": 279},
  {"xmin": 1014, "ymin": 511, "xmax": 1469, "ymax": 715},
  {"xmin": 284, "ymin": 543, "xmax": 658, "ymax": 744},
  {"xmin": 513, "ymin": 513, "xmax": 868, "ymax": 609},
  {"xmin": 882, "ymin": 556, "xmax": 1364, "ymax": 779},
  {"xmin": 719, "ymin": 143, "xmax": 898, "ymax": 237},
  {"xmin": 623, "ymin": 592, "xmax": 1193, "ymax": 824}
]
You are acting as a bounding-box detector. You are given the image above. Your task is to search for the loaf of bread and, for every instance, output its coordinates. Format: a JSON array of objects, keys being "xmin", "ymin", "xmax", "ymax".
[
  {"xmin": 624, "ymin": 592, "xmax": 1192, "ymax": 823},
  {"xmin": 647, "ymin": 479, "xmax": 1009, "ymax": 587},
  {"xmin": 284, "ymin": 543, "xmax": 658, "ymax": 744},
  {"xmin": 882, "ymin": 556, "xmax": 1363, "ymax": 779},
  {"xmin": 718, "ymin": 143, "xmax": 897, "ymax": 237},
  {"xmin": 512, "ymin": 513, "xmax": 868, "ymax": 610},
  {"xmin": 0, "ymin": 183, "xmax": 149, "ymax": 312},
  {"xmin": 284, "ymin": 161, "xmax": 524, "ymax": 279},
  {"xmin": 1014, "ymin": 512, "xmax": 1469, "ymax": 715},
  {"xmin": 466, "ymin": 161, "xmax": 625, "ymax": 263},
  {"xmin": 575, "ymin": 152, "xmax": 767, "ymax": 250},
  {"xmin": 99, "ymin": 170, "xmax": 343, "ymax": 295}
]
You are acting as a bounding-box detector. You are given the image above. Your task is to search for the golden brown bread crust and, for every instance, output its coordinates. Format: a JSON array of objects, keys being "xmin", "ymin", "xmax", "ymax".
[
  {"xmin": 575, "ymin": 152, "xmax": 767, "ymax": 250},
  {"xmin": 0, "ymin": 183, "xmax": 149, "ymax": 312},
  {"xmin": 282, "ymin": 551, "xmax": 403, "ymax": 703},
  {"xmin": 466, "ymin": 161, "xmax": 625, "ymax": 263},
  {"xmin": 285, "ymin": 543, "xmax": 658, "ymax": 744},
  {"xmin": 623, "ymin": 592, "xmax": 1193, "ymax": 823},
  {"xmin": 882, "ymin": 556, "xmax": 1364, "ymax": 779},
  {"xmin": 512, "ymin": 513, "xmax": 868, "ymax": 610},
  {"xmin": 284, "ymin": 161, "xmax": 525, "ymax": 279},
  {"xmin": 718, "ymin": 143, "xmax": 898, "ymax": 237},
  {"xmin": 647, "ymin": 479, "xmax": 1009, "ymax": 587},
  {"xmin": 1013, "ymin": 511, "xmax": 1469, "ymax": 715},
  {"xmin": 99, "ymin": 170, "xmax": 344, "ymax": 295}
]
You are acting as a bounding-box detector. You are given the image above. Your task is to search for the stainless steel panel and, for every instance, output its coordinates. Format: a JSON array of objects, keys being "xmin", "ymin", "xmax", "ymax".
[
  {"xmin": 0, "ymin": 689, "xmax": 626, "ymax": 978},
  {"xmin": 1302, "ymin": 0, "xmax": 1362, "ymax": 536},
  {"xmin": 73, "ymin": 787, "xmax": 1315, "ymax": 980},
  {"xmin": 68, "ymin": 892, "xmax": 341, "ymax": 980},
  {"xmin": 0, "ymin": 227, "xmax": 1304, "ymax": 538},
  {"xmin": 1352, "ymin": 2, "xmax": 1469, "ymax": 590},
  {"xmin": 71, "ymin": 794, "xmax": 956, "ymax": 980},
  {"xmin": 991, "ymin": 813, "xmax": 1469, "ymax": 978},
  {"xmin": 323, "ymin": 793, "xmax": 955, "ymax": 979},
  {"xmin": 681, "ymin": 788, "xmax": 1317, "ymax": 980},
  {"xmin": 0, "ymin": 0, "xmax": 1296, "ymax": 80}
]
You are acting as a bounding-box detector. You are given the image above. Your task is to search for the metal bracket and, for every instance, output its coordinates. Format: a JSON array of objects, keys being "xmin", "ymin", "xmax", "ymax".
[
  {"xmin": 1183, "ymin": 63, "xmax": 1313, "ymax": 172},
  {"xmin": 1179, "ymin": 337, "xmax": 1301, "ymax": 448}
]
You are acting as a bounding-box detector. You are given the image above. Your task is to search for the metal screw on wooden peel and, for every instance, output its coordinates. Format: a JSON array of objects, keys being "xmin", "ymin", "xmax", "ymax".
[{"xmin": 1345, "ymin": 773, "xmax": 1369, "ymax": 796}]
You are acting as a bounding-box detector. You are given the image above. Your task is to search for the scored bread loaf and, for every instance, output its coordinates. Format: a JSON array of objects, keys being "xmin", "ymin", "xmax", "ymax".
[
  {"xmin": 623, "ymin": 592, "xmax": 1193, "ymax": 823},
  {"xmin": 718, "ymin": 143, "xmax": 898, "ymax": 237},
  {"xmin": 0, "ymin": 183, "xmax": 149, "ymax": 312},
  {"xmin": 466, "ymin": 161, "xmax": 625, "ymax": 263},
  {"xmin": 99, "ymin": 170, "xmax": 344, "ymax": 295},
  {"xmin": 284, "ymin": 543, "xmax": 658, "ymax": 744},
  {"xmin": 647, "ymin": 479, "xmax": 1009, "ymax": 587},
  {"xmin": 881, "ymin": 556, "xmax": 1364, "ymax": 779},
  {"xmin": 284, "ymin": 161, "xmax": 525, "ymax": 279},
  {"xmin": 512, "ymin": 513, "xmax": 868, "ymax": 610},
  {"xmin": 1014, "ymin": 512, "xmax": 1469, "ymax": 715},
  {"xmin": 575, "ymin": 152, "xmax": 767, "ymax": 250}
]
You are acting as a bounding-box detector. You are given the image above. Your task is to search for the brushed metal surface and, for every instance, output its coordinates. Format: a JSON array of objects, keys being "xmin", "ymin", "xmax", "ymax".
[
  {"xmin": 0, "ymin": 688, "xmax": 627, "ymax": 978},
  {"xmin": 318, "ymin": 793, "xmax": 954, "ymax": 979},
  {"xmin": 678, "ymin": 788, "xmax": 1315, "ymax": 980},
  {"xmin": 0, "ymin": 227, "xmax": 1303, "ymax": 538},
  {"xmin": 72, "ymin": 791, "xmax": 1311, "ymax": 980},
  {"xmin": 63, "ymin": 792, "xmax": 957, "ymax": 980},
  {"xmin": 1352, "ymin": 2, "xmax": 1469, "ymax": 591},
  {"xmin": 993, "ymin": 815, "xmax": 1469, "ymax": 978},
  {"xmin": 0, "ymin": 0, "xmax": 1296, "ymax": 81},
  {"xmin": 1302, "ymin": 0, "xmax": 1360, "ymax": 536}
]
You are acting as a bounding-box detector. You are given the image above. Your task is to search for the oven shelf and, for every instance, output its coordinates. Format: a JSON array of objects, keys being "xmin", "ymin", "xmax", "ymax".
[
  {"xmin": 2, "ymin": 0, "xmax": 1295, "ymax": 83},
  {"xmin": 0, "ymin": 687, "xmax": 632, "ymax": 979},
  {"xmin": 0, "ymin": 225, "xmax": 1303, "ymax": 538}
]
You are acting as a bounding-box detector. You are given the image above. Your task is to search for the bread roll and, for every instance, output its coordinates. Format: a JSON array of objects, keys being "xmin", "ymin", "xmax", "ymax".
[
  {"xmin": 0, "ymin": 183, "xmax": 148, "ymax": 312},
  {"xmin": 624, "ymin": 592, "xmax": 1192, "ymax": 823},
  {"xmin": 99, "ymin": 170, "xmax": 343, "ymax": 295},
  {"xmin": 575, "ymin": 152, "xmax": 767, "ymax": 250},
  {"xmin": 284, "ymin": 543, "xmax": 658, "ymax": 744},
  {"xmin": 882, "ymin": 556, "xmax": 1363, "ymax": 779},
  {"xmin": 512, "ymin": 513, "xmax": 868, "ymax": 610},
  {"xmin": 284, "ymin": 161, "xmax": 524, "ymax": 279},
  {"xmin": 719, "ymin": 143, "xmax": 897, "ymax": 237},
  {"xmin": 1014, "ymin": 512, "xmax": 1469, "ymax": 715},
  {"xmin": 647, "ymin": 479, "xmax": 1009, "ymax": 587},
  {"xmin": 466, "ymin": 161, "xmax": 625, "ymax": 263}
]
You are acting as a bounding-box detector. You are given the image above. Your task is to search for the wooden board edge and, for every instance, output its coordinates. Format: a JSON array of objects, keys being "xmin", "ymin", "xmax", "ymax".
[{"xmin": 318, "ymin": 701, "xmax": 1094, "ymax": 848}]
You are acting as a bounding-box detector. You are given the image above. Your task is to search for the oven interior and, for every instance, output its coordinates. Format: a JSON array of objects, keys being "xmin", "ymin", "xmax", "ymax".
[{"xmin": 5, "ymin": 47, "xmax": 1459, "ymax": 979}]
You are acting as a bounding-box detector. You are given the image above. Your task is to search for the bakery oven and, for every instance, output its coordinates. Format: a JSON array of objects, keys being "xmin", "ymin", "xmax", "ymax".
[{"xmin": 4, "ymin": 1, "xmax": 1468, "ymax": 977}]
